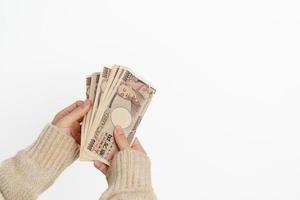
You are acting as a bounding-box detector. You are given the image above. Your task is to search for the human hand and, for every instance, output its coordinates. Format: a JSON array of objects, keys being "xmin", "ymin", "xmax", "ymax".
[
  {"xmin": 94, "ymin": 126, "xmax": 146, "ymax": 173},
  {"xmin": 52, "ymin": 100, "xmax": 91, "ymax": 144}
]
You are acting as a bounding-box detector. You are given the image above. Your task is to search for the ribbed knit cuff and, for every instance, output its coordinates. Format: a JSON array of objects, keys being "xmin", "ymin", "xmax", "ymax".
[
  {"xmin": 106, "ymin": 149, "xmax": 152, "ymax": 192},
  {"xmin": 24, "ymin": 124, "xmax": 80, "ymax": 174},
  {"xmin": 0, "ymin": 124, "xmax": 80, "ymax": 199}
]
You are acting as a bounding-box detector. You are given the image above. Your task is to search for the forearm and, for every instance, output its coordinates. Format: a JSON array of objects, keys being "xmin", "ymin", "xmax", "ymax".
[
  {"xmin": 100, "ymin": 149, "xmax": 156, "ymax": 200},
  {"xmin": 0, "ymin": 124, "xmax": 79, "ymax": 200}
]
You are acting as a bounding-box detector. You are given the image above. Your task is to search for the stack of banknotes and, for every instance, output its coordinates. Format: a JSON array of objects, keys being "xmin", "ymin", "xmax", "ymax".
[{"xmin": 79, "ymin": 65, "xmax": 156, "ymax": 165}]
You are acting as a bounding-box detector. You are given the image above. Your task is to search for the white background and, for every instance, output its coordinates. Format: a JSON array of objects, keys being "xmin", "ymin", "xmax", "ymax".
[{"xmin": 1, "ymin": 0, "xmax": 300, "ymax": 199}]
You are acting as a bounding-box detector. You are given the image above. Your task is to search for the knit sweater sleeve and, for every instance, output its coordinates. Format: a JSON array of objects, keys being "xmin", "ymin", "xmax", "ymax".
[
  {"xmin": 0, "ymin": 124, "xmax": 79, "ymax": 200},
  {"xmin": 99, "ymin": 149, "xmax": 157, "ymax": 200}
]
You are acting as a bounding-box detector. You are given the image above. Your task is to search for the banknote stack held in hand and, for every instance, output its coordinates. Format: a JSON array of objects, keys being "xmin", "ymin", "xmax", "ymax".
[{"xmin": 79, "ymin": 65, "xmax": 156, "ymax": 165}]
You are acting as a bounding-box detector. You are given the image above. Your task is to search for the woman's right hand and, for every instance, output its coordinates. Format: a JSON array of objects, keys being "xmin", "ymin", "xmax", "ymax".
[{"xmin": 94, "ymin": 126, "xmax": 146, "ymax": 173}]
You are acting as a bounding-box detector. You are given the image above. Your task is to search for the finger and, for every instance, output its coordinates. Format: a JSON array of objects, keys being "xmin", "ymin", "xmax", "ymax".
[
  {"xmin": 94, "ymin": 160, "xmax": 108, "ymax": 174},
  {"xmin": 77, "ymin": 116, "xmax": 85, "ymax": 123},
  {"xmin": 61, "ymin": 100, "xmax": 84, "ymax": 114},
  {"xmin": 70, "ymin": 122, "xmax": 81, "ymax": 144},
  {"xmin": 63, "ymin": 100, "xmax": 91, "ymax": 124},
  {"xmin": 52, "ymin": 101, "xmax": 84, "ymax": 123},
  {"xmin": 114, "ymin": 126, "xmax": 130, "ymax": 150},
  {"xmin": 132, "ymin": 138, "xmax": 146, "ymax": 154}
]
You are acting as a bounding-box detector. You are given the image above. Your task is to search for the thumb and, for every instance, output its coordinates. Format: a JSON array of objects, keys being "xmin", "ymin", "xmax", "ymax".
[
  {"xmin": 63, "ymin": 99, "xmax": 91, "ymax": 124},
  {"xmin": 114, "ymin": 126, "xmax": 129, "ymax": 150}
]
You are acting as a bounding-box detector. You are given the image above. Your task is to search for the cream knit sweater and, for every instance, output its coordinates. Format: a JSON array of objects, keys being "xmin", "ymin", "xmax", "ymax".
[{"xmin": 0, "ymin": 124, "xmax": 156, "ymax": 200}]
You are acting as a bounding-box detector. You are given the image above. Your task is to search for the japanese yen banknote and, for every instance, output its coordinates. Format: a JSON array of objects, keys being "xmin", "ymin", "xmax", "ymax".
[{"xmin": 79, "ymin": 65, "xmax": 156, "ymax": 165}]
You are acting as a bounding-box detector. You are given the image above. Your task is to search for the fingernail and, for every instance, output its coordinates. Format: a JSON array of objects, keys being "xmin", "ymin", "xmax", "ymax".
[
  {"xmin": 115, "ymin": 126, "xmax": 123, "ymax": 135},
  {"xmin": 82, "ymin": 100, "xmax": 90, "ymax": 108},
  {"xmin": 94, "ymin": 160, "xmax": 100, "ymax": 168}
]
